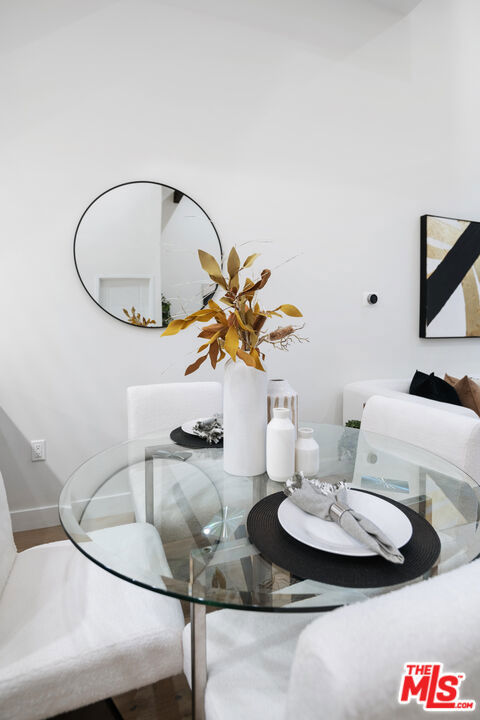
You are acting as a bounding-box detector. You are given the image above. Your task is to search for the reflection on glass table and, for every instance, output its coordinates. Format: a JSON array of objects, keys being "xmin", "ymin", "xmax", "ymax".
[{"xmin": 59, "ymin": 424, "xmax": 480, "ymax": 720}]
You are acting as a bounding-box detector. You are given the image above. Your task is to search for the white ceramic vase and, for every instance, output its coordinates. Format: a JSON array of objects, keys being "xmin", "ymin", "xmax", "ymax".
[
  {"xmin": 266, "ymin": 407, "xmax": 296, "ymax": 483},
  {"xmin": 223, "ymin": 359, "xmax": 268, "ymax": 476},
  {"xmin": 267, "ymin": 378, "xmax": 298, "ymax": 432}
]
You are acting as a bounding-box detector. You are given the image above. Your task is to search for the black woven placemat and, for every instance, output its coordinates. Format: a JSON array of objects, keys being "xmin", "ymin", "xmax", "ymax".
[
  {"xmin": 247, "ymin": 490, "xmax": 440, "ymax": 588},
  {"xmin": 170, "ymin": 426, "xmax": 223, "ymax": 449}
]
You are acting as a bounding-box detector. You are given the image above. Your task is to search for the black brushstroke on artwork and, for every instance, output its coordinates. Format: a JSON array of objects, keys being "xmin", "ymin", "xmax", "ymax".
[{"xmin": 426, "ymin": 221, "xmax": 480, "ymax": 326}]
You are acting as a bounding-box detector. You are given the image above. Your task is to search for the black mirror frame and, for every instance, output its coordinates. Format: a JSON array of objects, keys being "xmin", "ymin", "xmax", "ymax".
[{"xmin": 73, "ymin": 180, "xmax": 223, "ymax": 328}]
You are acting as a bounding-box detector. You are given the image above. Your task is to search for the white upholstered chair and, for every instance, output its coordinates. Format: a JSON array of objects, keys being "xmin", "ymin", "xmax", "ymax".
[
  {"xmin": 126, "ymin": 381, "xmax": 224, "ymax": 525},
  {"xmin": 183, "ymin": 559, "xmax": 480, "ymax": 720},
  {"xmin": 0, "ymin": 471, "xmax": 185, "ymax": 720},
  {"xmin": 343, "ymin": 378, "xmax": 476, "ymax": 425},
  {"xmin": 361, "ymin": 395, "xmax": 480, "ymax": 484},
  {"xmin": 127, "ymin": 381, "xmax": 223, "ymax": 439}
]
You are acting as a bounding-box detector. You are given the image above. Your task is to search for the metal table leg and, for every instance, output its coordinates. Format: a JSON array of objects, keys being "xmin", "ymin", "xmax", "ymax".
[
  {"xmin": 191, "ymin": 602, "xmax": 207, "ymax": 720},
  {"xmin": 144, "ymin": 446, "xmax": 191, "ymax": 525}
]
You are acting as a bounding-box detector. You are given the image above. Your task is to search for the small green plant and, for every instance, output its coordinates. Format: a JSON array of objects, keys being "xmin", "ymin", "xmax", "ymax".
[
  {"xmin": 345, "ymin": 419, "xmax": 361, "ymax": 429},
  {"xmin": 162, "ymin": 295, "xmax": 172, "ymax": 327}
]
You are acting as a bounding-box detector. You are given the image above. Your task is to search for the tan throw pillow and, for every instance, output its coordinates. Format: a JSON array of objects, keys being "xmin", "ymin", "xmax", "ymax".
[{"xmin": 444, "ymin": 374, "xmax": 480, "ymax": 416}]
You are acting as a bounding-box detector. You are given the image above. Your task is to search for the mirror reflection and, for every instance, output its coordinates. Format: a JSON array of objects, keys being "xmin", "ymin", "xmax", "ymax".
[{"xmin": 74, "ymin": 181, "xmax": 222, "ymax": 327}]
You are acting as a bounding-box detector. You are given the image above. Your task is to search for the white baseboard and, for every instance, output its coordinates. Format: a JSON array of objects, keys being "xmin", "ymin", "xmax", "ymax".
[
  {"xmin": 10, "ymin": 504, "xmax": 60, "ymax": 532},
  {"xmin": 10, "ymin": 491, "xmax": 133, "ymax": 532}
]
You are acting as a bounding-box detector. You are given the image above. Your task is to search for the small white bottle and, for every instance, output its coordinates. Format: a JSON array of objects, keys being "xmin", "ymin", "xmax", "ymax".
[
  {"xmin": 266, "ymin": 407, "xmax": 296, "ymax": 483},
  {"xmin": 295, "ymin": 427, "xmax": 320, "ymax": 477}
]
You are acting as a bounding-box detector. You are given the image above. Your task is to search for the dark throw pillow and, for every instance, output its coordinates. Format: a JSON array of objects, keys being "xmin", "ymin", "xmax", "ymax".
[{"xmin": 409, "ymin": 370, "xmax": 462, "ymax": 406}]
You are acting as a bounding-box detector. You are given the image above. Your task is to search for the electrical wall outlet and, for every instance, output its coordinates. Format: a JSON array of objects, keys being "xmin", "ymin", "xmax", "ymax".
[{"xmin": 31, "ymin": 439, "xmax": 46, "ymax": 462}]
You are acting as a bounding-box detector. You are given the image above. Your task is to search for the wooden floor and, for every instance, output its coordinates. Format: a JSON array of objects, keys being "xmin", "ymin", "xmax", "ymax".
[{"xmin": 13, "ymin": 526, "xmax": 192, "ymax": 720}]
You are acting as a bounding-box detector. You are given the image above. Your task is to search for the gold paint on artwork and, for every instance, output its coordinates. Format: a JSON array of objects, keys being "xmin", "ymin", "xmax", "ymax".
[
  {"xmin": 426, "ymin": 244, "xmax": 447, "ymax": 278},
  {"xmin": 462, "ymin": 268, "xmax": 480, "ymax": 336},
  {"xmin": 427, "ymin": 245, "xmax": 447, "ymax": 261},
  {"xmin": 428, "ymin": 217, "xmax": 470, "ymax": 247}
]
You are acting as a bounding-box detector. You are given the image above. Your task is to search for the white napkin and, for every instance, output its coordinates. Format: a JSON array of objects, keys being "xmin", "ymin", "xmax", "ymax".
[
  {"xmin": 285, "ymin": 474, "xmax": 404, "ymax": 564},
  {"xmin": 192, "ymin": 414, "xmax": 223, "ymax": 444}
]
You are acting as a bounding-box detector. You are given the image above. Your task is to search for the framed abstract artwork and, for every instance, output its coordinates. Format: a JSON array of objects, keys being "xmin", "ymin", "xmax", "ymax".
[{"xmin": 420, "ymin": 214, "xmax": 480, "ymax": 338}]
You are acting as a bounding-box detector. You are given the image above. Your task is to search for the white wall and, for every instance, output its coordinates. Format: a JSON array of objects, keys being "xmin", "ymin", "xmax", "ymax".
[{"xmin": 1, "ymin": 0, "xmax": 480, "ymax": 528}]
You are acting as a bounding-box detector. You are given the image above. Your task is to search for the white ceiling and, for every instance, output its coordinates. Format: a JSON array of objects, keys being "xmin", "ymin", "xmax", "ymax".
[
  {"xmin": 155, "ymin": 0, "xmax": 423, "ymax": 60},
  {"xmin": 369, "ymin": 0, "xmax": 422, "ymax": 13}
]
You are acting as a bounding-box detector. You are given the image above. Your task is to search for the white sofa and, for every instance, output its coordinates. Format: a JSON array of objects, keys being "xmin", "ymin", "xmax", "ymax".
[{"xmin": 343, "ymin": 378, "xmax": 477, "ymax": 425}]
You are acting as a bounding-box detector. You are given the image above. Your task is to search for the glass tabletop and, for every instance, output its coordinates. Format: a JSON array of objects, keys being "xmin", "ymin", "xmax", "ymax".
[{"xmin": 59, "ymin": 423, "xmax": 480, "ymax": 613}]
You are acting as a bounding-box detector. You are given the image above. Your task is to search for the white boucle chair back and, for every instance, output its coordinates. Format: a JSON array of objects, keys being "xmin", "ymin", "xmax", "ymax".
[
  {"xmin": 0, "ymin": 470, "xmax": 16, "ymax": 595},
  {"xmin": 127, "ymin": 381, "xmax": 222, "ymax": 439},
  {"xmin": 361, "ymin": 395, "xmax": 480, "ymax": 483},
  {"xmin": 286, "ymin": 559, "xmax": 480, "ymax": 720}
]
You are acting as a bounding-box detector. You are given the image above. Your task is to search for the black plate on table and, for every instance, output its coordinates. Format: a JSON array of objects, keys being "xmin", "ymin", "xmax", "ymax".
[{"xmin": 170, "ymin": 426, "xmax": 223, "ymax": 449}]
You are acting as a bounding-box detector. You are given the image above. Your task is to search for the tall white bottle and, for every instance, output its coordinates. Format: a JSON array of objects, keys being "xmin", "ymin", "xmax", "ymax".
[
  {"xmin": 266, "ymin": 407, "xmax": 296, "ymax": 483},
  {"xmin": 295, "ymin": 427, "xmax": 320, "ymax": 477}
]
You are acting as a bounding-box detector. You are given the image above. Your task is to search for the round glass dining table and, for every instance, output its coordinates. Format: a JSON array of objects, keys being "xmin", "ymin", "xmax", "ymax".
[{"xmin": 59, "ymin": 423, "xmax": 480, "ymax": 720}]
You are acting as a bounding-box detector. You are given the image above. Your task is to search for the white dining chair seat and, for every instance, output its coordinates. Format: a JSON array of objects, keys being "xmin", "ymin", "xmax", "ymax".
[
  {"xmin": 183, "ymin": 560, "xmax": 480, "ymax": 720},
  {"xmin": 89, "ymin": 521, "xmax": 173, "ymax": 582},
  {"xmin": 0, "ymin": 538, "xmax": 184, "ymax": 720},
  {"xmin": 182, "ymin": 609, "xmax": 317, "ymax": 720}
]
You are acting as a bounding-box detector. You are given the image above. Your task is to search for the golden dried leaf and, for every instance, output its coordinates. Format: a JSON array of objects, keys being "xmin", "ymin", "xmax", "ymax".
[
  {"xmin": 227, "ymin": 247, "xmax": 240, "ymax": 279},
  {"xmin": 185, "ymin": 354, "xmax": 207, "ymax": 375},
  {"xmin": 243, "ymin": 253, "xmax": 260, "ymax": 268},
  {"xmin": 191, "ymin": 308, "xmax": 217, "ymax": 318},
  {"xmin": 238, "ymin": 269, "xmax": 271, "ymax": 298},
  {"xmin": 274, "ymin": 304, "xmax": 303, "ymax": 317},
  {"xmin": 229, "ymin": 272, "xmax": 239, "ymax": 294},
  {"xmin": 257, "ymin": 269, "xmax": 271, "ymax": 289},
  {"xmin": 252, "ymin": 315, "xmax": 267, "ymax": 333},
  {"xmin": 198, "ymin": 323, "xmax": 225, "ymax": 339},
  {"xmin": 224, "ymin": 325, "xmax": 239, "ymax": 361},
  {"xmin": 161, "ymin": 319, "xmax": 187, "ymax": 336},
  {"xmin": 209, "ymin": 340, "xmax": 219, "ymax": 369},
  {"xmin": 235, "ymin": 310, "xmax": 254, "ymax": 333},
  {"xmin": 220, "ymin": 296, "xmax": 234, "ymax": 306},
  {"xmin": 251, "ymin": 349, "xmax": 265, "ymax": 371},
  {"xmin": 237, "ymin": 348, "xmax": 256, "ymax": 367},
  {"xmin": 198, "ymin": 250, "xmax": 227, "ymax": 289}
]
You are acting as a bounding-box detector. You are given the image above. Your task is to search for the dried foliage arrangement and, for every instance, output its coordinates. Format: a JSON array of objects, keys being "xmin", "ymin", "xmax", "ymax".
[
  {"xmin": 123, "ymin": 306, "xmax": 156, "ymax": 327},
  {"xmin": 161, "ymin": 248, "xmax": 306, "ymax": 375}
]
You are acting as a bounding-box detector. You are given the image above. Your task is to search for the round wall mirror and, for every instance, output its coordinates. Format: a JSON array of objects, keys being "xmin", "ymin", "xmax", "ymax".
[{"xmin": 74, "ymin": 181, "xmax": 222, "ymax": 327}]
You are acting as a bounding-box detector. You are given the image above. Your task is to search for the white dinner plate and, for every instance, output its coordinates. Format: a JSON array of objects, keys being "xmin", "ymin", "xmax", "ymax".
[
  {"xmin": 277, "ymin": 489, "xmax": 412, "ymax": 557},
  {"xmin": 181, "ymin": 418, "xmax": 219, "ymax": 436}
]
